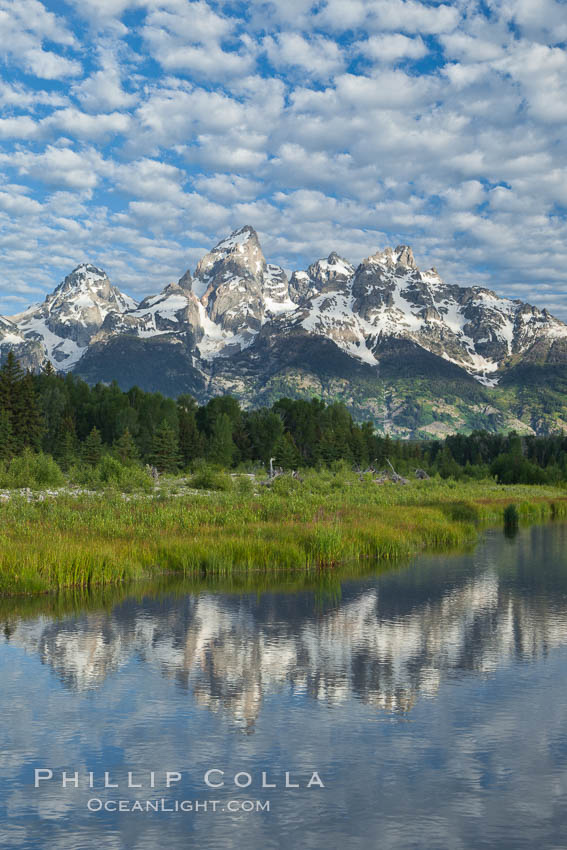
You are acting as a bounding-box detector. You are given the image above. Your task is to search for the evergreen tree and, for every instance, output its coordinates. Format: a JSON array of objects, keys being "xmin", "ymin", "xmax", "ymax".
[
  {"xmin": 274, "ymin": 432, "xmax": 300, "ymax": 470},
  {"xmin": 39, "ymin": 377, "xmax": 67, "ymax": 455},
  {"xmin": 349, "ymin": 427, "xmax": 368, "ymax": 467},
  {"xmin": 59, "ymin": 430, "xmax": 79, "ymax": 471},
  {"xmin": 177, "ymin": 395, "xmax": 202, "ymax": 467},
  {"xmin": 245, "ymin": 409, "xmax": 284, "ymax": 465},
  {"xmin": 0, "ymin": 409, "xmax": 15, "ymax": 460},
  {"xmin": 113, "ymin": 428, "xmax": 139, "ymax": 464},
  {"xmin": 0, "ymin": 352, "xmax": 24, "ymax": 452},
  {"xmin": 151, "ymin": 420, "xmax": 180, "ymax": 473},
  {"xmin": 207, "ymin": 413, "xmax": 235, "ymax": 467},
  {"xmin": 19, "ymin": 372, "xmax": 44, "ymax": 450},
  {"xmin": 54, "ymin": 414, "xmax": 78, "ymax": 470},
  {"xmin": 83, "ymin": 426, "xmax": 103, "ymax": 466},
  {"xmin": 0, "ymin": 351, "xmax": 24, "ymax": 413}
]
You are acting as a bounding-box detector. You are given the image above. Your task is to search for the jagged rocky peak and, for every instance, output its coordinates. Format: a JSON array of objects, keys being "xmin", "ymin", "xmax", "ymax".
[
  {"xmin": 97, "ymin": 275, "xmax": 203, "ymax": 344},
  {"xmin": 51, "ymin": 263, "xmax": 137, "ymax": 314},
  {"xmin": 177, "ymin": 269, "xmax": 193, "ymax": 292},
  {"xmin": 41, "ymin": 264, "xmax": 137, "ymax": 324},
  {"xmin": 7, "ymin": 263, "xmax": 138, "ymax": 370},
  {"xmin": 193, "ymin": 225, "xmax": 268, "ymax": 336},
  {"xmin": 307, "ymin": 253, "xmax": 355, "ymax": 293},
  {"xmin": 263, "ymin": 264, "xmax": 295, "ymax": 316},
  {"xmin": 367, "ymin": 245, "xmax": 417, "ymax": 270},
  {"xmin": 194, "ymin": 225, "xmax": 266, "ymax": 291},
  {"xmin": 4, "ymin": 227, "xmax": 567, "ymax": 424},
  {"xmin": 56, "ymin": 263, "xmax": 109, "ymax": 294},
  {"xmin": 289, "ymin": 270, "xmax": 316, "ymax": 304},
  {"xmin": 288, "ymin": 252, "xmax": 355, "ymax": 305}
]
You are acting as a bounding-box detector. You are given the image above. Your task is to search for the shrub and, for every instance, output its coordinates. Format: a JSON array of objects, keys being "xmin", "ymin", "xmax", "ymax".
[
  {"xmin": 0, "ymin": 449, "xmax": 65, "ymax": 489},
  {"xmin": 235, "ymin": 475, "xmax": 254, "ymax": 496},
  {"xmin": 69, "ymin": 458, "xmax": 153, "ymax": 492},
  {"xmin": 442, "ymin": 501, "xmax": 481, "ymax": 526},
  {"xmin": 270, "ymin": 474, "xmax": 303, "ymax": 496},
  {"xmin": 491, "ymin": 453, "xmax": 549, "ymax": 485},
  {"xmin": 190, "ymin": 466, "xmax": 233, "ymax": 491}
]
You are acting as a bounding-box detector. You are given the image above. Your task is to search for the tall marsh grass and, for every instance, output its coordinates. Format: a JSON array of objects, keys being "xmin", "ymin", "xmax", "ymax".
[{"xmin": 0, "ymin": 474, "xmax": 566, "ymax": 596}]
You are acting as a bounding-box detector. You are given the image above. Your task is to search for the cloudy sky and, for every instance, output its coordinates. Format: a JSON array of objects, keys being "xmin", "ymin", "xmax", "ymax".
[{"xmin": 0, "ymin": 0, "xmax": 566, "ymax": 318}]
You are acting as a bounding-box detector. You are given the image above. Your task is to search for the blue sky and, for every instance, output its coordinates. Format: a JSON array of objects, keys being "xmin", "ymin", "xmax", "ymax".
[{"xmin": 0, "ymin": 0, "xmax": 566, "ymax": 317}]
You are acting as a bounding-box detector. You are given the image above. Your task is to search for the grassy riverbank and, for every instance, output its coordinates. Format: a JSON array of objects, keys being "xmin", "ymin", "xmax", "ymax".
[{"xmin": 1, "ymin": 471, "xmax": 566, "ymax": 596}]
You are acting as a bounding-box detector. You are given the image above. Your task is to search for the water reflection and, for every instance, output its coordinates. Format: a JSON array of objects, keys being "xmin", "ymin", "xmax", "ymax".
[
  {"xmin": 5, "ymin": 525, "xmax": 567, "ymax": 728},
  {"xmin": 3, "ymin": 524, "xmax": 567, "ymax": 850}
]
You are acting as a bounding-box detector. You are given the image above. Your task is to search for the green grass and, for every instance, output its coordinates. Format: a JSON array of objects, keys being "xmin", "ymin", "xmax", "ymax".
[{"xmin": 0, "ymin": 472, "xmax": 566, "ymax": 596}]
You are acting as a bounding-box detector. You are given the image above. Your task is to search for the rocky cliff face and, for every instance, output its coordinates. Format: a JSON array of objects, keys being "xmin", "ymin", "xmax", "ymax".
[
  {"xmin": 1, "ymin": 227, "xmax": 566, "ymax": 435},
  {"xmin": 194, "ymin": 225, "xmax": 266, "ymax": 340}
]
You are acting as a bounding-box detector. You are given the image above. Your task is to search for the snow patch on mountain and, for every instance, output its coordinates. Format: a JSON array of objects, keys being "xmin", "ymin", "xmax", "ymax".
[
  {"xmin": 214, "ymin": 226, "xmax": 256, "ymax": 253},
  {"xmin": 195, "ymin": 300, "xmax": 252, "ymax": 361},
  {"xmin": 301, "ymin": 290, "xmax": 378, "ymax": 367},
  {"xmin": 263, "ymin": 264, "xmax": 296, "ymax": 317},
  {"xmin": 20, "ymin": 315, "xmax": 87, "ymax": 367}
]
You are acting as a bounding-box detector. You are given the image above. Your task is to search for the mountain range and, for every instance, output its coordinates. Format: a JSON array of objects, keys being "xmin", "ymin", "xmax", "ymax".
[{"xmin": 2, "ymin": 225, "xmax": 567, "ymax": 437}]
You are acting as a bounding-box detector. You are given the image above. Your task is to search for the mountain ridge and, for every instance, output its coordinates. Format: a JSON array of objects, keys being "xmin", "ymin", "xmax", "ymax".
[{"xmin": 1, "ymin": 226, "xmax": 566, "ymax": 437}]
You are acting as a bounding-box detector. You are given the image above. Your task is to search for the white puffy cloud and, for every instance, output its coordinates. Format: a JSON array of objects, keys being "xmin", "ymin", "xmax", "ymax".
[
  {"xmin": 0, "ymin": 0, "xmax": 81, "ymax": 78},
  {"xmin": 369, "ymin": 0, "xmax": 460, "ymax": 35},
  {"xmin": 72, "ymin": 52, "xmax": 138, "ymax": 112},
  {"xmin": 45, "ymin": 108, "xmax": 132, "ymax": 139},
  {"xmin": 0, "ymin": 80, "xmax": 67, "ymax": 109},
  {"xmin": 142, "ymin": 2, "xmax": 254, "ymax": 79},
  {"xmin": 264, "ymin": 32, "xmax": 345, "ymax": 79},
  {"xmin": 112, "ymin": 158, "xmax": 187, "ymax": 202},
  {"xmin": 494, "ymin": 42, "xmax": 567, "ymax": 124},
  {"xmin": 0, "ymin": 184, "xmax": 42, "ymax": 215},
  {"xmin": 499, "ymin": 0, "xmax": 567, "ymax": 43},
  {"xmin": 0, "ymin": 0, "xmax": 567, "ymax": 320},
  {"xmin": 0, "ymin": 115, "xmax": 40, "ymax": 139},
  {"xmin": 357, "ymin": 33, "xmax": 428, "ymax": 63},
  {"xmin": 1, "ymin": 145, "xmax": 107, "ymax": 190},
  {"xmin": 192, "ymin": 173, "xmax": 261, "ymax": 202}
]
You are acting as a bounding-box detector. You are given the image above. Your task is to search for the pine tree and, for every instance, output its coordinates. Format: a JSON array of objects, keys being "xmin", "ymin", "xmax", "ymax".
[
  {"xmin": 0, "ymin": 352, "xmax": 24, "ymax": 414},
  {"xmin": 207, "ymin": 413, "xmax": 235, "ymax": 467},
  {"xmin": 54, "ymin": 414, "xmax": 78, "ymax": 470},
  {"xmin": 0, "ymin": 409, "xmax": 15, "ymax": 460},
  {"xmin": 0, "ymin": 352, "xmax": 24, "ymax": 453},
  {"xmin": 19, "ymin": 372, "xmax": 44, "ymax": 451},
  {"xmin": 113, "ymin": 428, "xmax": 139, "ymax": 464},
  {"xmin": 83, "ymin": 426, "xmax": 103, "ymax": 466},
  {"xmin": 274, "ymin": 432, "xmax": 300, "ymax": 470},
  {"xmin": 59, "ymin": 430, "xmax": 78, "ymax": 471},
  {"xmin": 177, "ymin": 396, "xmax": 202, "ymax": 467},
  {"xmin": 151, "ymin": 420, "xmax": 180, "ymax": 473}
]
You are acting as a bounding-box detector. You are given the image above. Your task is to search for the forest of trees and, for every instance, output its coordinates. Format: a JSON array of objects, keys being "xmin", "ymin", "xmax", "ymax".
[{"xmin": 1, "ymin": 352, "xmax": 566, "ymax": 484}]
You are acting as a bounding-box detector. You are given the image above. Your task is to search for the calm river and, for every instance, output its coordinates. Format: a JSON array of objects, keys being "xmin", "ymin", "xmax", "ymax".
[{"xmin": 2, "ymin": 523, "xmax": 567, "ymax": 849}]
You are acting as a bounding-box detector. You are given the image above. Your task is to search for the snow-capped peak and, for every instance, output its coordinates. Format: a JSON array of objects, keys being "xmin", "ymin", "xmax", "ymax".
[
  {"xmin": 1, "ymin": 263, "xmax": 139, "ymax": 371},
  {"xmin": 51, "ymin": 264, "xmax": 137, "ymax": 313},
  {"xmin": 213, "ymin": 224, "xmax": 257, "ymax": 253},
  {"xmin": 307, "ymin": 253, "xmax": 355, "ymax": 288},
  {"xmin": 369, "ymin": 245, "xmax": 417, "ymax": 270},
  {"xmin": 55, "ymin": 263, "xmax": 108, "ymax": 292}
]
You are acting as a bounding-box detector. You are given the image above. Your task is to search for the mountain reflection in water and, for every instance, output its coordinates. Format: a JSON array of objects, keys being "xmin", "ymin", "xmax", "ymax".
[
  {"xmin": 3, "ymin": 523, "xmax": 567, "ymax": 850},
  {"xmin": 5, "ymin": 524, "xmax": 567, "ymax": 727}
]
